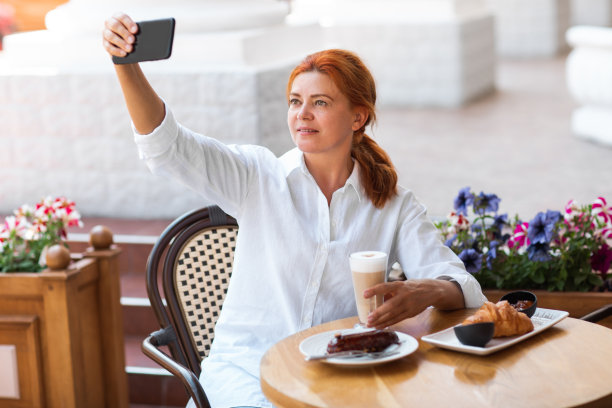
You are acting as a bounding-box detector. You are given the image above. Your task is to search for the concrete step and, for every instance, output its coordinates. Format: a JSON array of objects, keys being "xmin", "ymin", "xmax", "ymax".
[
  {"xmin": 122, "ymin": 297, "xmax": 161, "ymax": 338},
  {"xmin": 125, "ymin": 335, "xmax": 190, "ymax": 407},
  {"xmin": 122, "ymin": 299, "xmax": 191, "ymax": 406}
]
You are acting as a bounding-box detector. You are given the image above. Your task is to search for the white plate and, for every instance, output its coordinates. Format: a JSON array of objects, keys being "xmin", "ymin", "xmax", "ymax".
[
  {"xmin": 421, "ymin": 307, "xmax": 569, "ymax": 355},
  {"xmin": 299, "ymin": 328, "xmax": 418, "ymax": 366}
]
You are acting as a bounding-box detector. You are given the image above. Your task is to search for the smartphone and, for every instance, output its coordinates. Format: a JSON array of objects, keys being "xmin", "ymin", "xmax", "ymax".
[{"xmin": 112, "ymin": 18, "xmax": 175, "ymax": 64}]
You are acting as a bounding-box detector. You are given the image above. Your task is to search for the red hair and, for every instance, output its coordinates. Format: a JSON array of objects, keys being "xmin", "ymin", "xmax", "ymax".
[{"xmin": 287, "ymin": 49, "xmax": 397, "ymax": 208}]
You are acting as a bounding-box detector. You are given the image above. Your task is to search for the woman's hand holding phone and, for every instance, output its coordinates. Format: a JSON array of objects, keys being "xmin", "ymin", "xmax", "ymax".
[
  {"xmin": 102, "ymin": 13, "xmax": 175, "ymax": 64},
  {"xmin": 102, "ymin": 13, "xmax": 139, "ymax": 60},
  {"xmin": 101, "ymin": 12, "xmax": 167, "ymax": 134}
]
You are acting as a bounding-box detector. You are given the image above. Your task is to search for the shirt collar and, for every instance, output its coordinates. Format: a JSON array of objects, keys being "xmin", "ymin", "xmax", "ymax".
[
  {"xmin": 279, "ymin": 147, "xmax": 306, "ymax": 177},
  {"xmin": 279, "ymin": 148, "xmax": 364, "ymax": 202}
]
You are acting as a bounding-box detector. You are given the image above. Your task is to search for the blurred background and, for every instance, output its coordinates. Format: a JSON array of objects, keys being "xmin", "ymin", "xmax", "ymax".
[
  {"xmin": 1, "ymin": 0, "xmax": 611, "ymax": 222},
  {"xmin": 1, "ymin": 3, "xmax": 612, "ymax": 407}
]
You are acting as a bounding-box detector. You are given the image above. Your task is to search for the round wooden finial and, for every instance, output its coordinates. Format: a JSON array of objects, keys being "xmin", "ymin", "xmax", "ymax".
[
  {"xmin": 46, "ymin": 244, "xmax": 71, "ymax": 270},
  {"xmin": 89, "ymin": 225, "xmax": 114, "ymax": 250}
]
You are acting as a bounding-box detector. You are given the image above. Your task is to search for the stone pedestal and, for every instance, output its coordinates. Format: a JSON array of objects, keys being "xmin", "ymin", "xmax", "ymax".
[
  {"xmin": 0, "ymin": 0, "xmax": 324, "ymax": 218},
  {"xmin": 566, "ymin": 25, "xmax": 612, "ymax": 147},
  {"xmin": 486, "ymin": 0, "xmax": 570, "ymax": 57},
  {"xmin": 571, "ymin": 0, "xmax": 612, "ymax": 27},
  {"xmin": 290, "ymin": 0, "xmax": 496, "ymax": 107}
]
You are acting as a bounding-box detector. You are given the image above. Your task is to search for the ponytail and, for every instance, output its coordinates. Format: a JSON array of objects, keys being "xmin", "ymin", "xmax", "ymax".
[
  {"xmin": 352, "ymin": 131, "xmax": 398, "ymax": 208},
  {"xmin": 288, "ymin": 49, "xmax": 398, "ymax": 208}
]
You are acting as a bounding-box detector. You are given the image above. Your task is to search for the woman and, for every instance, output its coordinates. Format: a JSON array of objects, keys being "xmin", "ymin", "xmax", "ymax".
[{"xmin": 103, "ymin": 13, "xmax": 486, "ymax": 408}]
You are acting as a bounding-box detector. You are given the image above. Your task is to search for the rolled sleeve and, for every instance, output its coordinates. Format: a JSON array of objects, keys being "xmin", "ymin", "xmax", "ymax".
[{"xmin": 133, "ymin": 107, "xmax": 179, "ymax": 160}]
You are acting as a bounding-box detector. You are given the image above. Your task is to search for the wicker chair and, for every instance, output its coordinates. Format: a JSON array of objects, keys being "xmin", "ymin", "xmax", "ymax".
[{"xmin": 141, "ymin": 205, "xmax": 238, "ymax": 408}]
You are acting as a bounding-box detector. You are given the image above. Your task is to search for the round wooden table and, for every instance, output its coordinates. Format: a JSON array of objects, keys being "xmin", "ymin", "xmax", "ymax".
[{"xmin": 260, "ymin": 308, "xmax": 612, "ymax": 407}]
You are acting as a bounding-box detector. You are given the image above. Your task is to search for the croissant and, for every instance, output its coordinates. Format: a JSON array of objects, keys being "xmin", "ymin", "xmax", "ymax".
[{"xmin": 463, "ymin": 300, "xmax": 534, "ymax": 337}]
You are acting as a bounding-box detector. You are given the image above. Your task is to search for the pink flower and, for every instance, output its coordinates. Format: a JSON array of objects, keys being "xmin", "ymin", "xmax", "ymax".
[
  {"xmin": 596, "ymin": 226, "xmax": 612, "ymax": 241},
  {"xmin": 25, "ymin": 219, "xmax": 47, "ymax": 241},
  {"xmin": 0, "ymin": 4, "xmax": 16, "ymax": 37},
  {"xmin": 3, "ymin": 216, "xmax": 29, "ymax": 240},
  {"xmin": 564, "ymin": 199, "xmax": 580, "ymax": 219},
  {"xmin": 508, "ymin": 222, "xmax": 530, "ymax": 249},
  {"xmin": 592, "ymin": 197, "xmax": 612, "ymax": 224},
  {"xmin": 14, "ymin": 204, "xmax": 34, "ymax": 219},
  {"xmin": 563, "ymin": 199, "xmax": 591, "ymax": 231},
  {"xmin": 448, "ymin": 211, "xmax": 470, "ymax": 233}
]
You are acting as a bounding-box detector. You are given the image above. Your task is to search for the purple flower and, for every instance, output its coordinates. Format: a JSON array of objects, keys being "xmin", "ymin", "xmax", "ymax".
[
  {"xmin": 473, "ymin": 192, "xmax": 500, "ymax": 215},
  {"xmin": 453, "ymin": 187, "xmax": 474, "ymax": 216},
  {"xmin": 527, "ymin": 242, "xmax": 551, "ymax": 262},
  {"xmin": 486, "ymin": 240, "xmax": 499, "ymax": 268},
  {"xmin": 458, "ymin": 248, "xmax": 482, "ymax": 273},
  {"xmin": 591, "ymin": 243, "xmax": 612, "ymax": 277},
  {"xmin": 528, "ymin": 210, "xmax": 561, "ymax": 244},
  {"xmin": 445, "ymin": 234, "xmax": 457, "ymax": 247},
  {"xmin": 493, "ymin": 213, "xmax": 508, "ymax": 233}
]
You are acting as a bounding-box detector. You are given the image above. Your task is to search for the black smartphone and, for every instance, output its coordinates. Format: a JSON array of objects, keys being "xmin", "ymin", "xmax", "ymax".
[{"xmin": 112, "ymin": 18, "xmax": 175, "ymax": 64}]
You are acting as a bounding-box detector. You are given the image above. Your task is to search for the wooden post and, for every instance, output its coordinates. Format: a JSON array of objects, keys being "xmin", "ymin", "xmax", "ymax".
[{"xmin": 84, "ymin": 246, "xmax": 129, "ymax": 408}]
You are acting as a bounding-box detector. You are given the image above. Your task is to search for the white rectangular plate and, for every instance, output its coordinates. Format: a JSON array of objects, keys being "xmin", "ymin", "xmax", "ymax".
[{"xmin": 421, "ymin": 307, "xmax": 569, "ymax": 356}]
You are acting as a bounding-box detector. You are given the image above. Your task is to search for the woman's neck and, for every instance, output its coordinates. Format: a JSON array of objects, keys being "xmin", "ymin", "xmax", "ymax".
[{"xmin": 304, "ymin": 153, "xmax": 354, "ymax": 206}]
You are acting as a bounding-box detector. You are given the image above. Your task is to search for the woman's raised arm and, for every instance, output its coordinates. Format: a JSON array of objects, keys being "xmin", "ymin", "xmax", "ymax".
[{"xmin": 102, "ymin": 13, "xmax": 165, "ymax": 134}]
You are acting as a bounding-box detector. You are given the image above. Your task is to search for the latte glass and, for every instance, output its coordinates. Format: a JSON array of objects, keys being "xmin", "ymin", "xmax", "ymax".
[{"xmin": 349, "ymin": 251, "xmax": 388, "ymax": 325}]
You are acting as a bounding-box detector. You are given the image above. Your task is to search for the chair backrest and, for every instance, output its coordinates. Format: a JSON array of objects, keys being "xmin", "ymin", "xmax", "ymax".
[{"xmin": 146, "ymin": 205, "xmax": 238, "ymax": 376}]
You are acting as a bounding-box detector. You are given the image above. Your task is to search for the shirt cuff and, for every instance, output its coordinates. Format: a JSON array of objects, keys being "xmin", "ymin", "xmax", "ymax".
[
  {"xmin": 133, "ymin": 105, "xmax": 179, "ymax": 160},
  {"xmin": 436, "ymin": 274, "xmax": 487, "ymax": 308}
]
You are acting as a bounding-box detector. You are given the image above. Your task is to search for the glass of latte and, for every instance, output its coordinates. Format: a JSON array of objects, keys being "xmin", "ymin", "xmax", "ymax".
[{"xmin": 349, "ymin": 251, "xmax": 388, "ymax": 326}]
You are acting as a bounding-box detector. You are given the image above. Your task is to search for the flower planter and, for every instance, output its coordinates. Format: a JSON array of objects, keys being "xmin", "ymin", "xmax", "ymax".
[
  {"xmin": 0, "ymin": 246, "xmax": 128, "ymax": 408},
  {"xmin": 484, "ymin": 289, "xmax": 612, "ymax": 329}
]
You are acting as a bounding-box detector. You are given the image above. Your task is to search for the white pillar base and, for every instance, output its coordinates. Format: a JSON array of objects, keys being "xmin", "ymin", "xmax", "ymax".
[
  {"xmin": 572, "ymin": 107, "xmax": 612, "ymax": 147},
  {"xmin": 566, "ymin": 25, "xmax": 612, "ymax": 147}
]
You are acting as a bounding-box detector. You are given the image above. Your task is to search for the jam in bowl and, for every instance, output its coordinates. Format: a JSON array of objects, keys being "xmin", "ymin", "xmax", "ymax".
[{"xmin": 500, "ymin": 290, "xmax": 538, "ymax": 318}]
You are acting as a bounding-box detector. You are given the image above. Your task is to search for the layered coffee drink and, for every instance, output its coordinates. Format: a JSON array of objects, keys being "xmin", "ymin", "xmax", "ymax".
[{"xmin": 349, "ymin": 251, "xmax": 388, "ymax": 324}]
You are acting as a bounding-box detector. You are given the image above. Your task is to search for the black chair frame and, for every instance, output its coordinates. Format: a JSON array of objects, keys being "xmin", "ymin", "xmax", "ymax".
[{"xmin": 141, "ymin": 205, "xmax": 237, "ymax": 408}]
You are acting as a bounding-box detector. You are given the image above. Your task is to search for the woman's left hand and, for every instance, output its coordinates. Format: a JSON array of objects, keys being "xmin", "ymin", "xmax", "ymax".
[{"xmin": 363, "ymin": 279, "xmax": 464, "ymax": 329}]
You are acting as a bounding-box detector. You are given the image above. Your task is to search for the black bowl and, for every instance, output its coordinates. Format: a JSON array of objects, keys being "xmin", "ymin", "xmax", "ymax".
[
  {"xmin": 454, "ymin": 322, "xmax": 495, "ymax": 347},
  {"xmin": 500, "ymin": 290, "xmax": 538, "ymax": 318}
]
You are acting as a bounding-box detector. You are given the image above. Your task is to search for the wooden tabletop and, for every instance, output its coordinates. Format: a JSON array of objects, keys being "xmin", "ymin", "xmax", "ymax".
[{"xmin": 260, "ymin": 308, "xmax": 612, "ymax": 408}]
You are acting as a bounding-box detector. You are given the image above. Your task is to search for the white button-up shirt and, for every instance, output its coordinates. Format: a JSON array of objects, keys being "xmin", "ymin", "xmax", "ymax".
[{"xmin": 135, "ymin": 108, "xmax": 486, "ymax": 408}]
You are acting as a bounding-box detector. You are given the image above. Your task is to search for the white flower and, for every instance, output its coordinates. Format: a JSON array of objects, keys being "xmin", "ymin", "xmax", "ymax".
[{"xmin": 4, "ymin": 216, "xmax": 30, "ymax": 240}]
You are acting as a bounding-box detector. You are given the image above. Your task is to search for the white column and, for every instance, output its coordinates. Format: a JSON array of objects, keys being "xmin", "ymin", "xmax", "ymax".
[
  {"xmin": 290, "ymin": 0, "xmax": 496, "ymax": 107},
  {"xmin": 570, "ymin": 0, "xmax": 612, "ymax": 27},
  {"xmin": 566, "ymin": 26, "xmax": 612, "ymax": 146},
  {"xmin": 486, "ymin": 0, "xmax": 570, "ymax": 57}
]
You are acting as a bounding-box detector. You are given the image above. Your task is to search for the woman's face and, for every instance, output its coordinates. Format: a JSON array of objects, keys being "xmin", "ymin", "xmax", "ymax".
[{"xmin": 287, "ymin": 71, "xmax": 365, "ymax": 158}]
